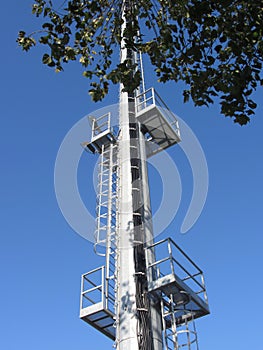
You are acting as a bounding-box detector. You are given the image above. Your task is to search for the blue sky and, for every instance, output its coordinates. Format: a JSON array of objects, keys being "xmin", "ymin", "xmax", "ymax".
[{"xmin": 1, "ymin": 1, "xmax": 263, "ymax": 349}]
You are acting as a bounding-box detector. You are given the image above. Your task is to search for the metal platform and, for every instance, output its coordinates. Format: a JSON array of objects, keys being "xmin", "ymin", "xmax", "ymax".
[
  {"xmin": 82, "ymin": 112, "xmax": 117, "ymax": 154},
  {"xmin": 80, "ymin": 266, "xmax": 116, "ymax": 340},
  {"xmin": 145, "ymin": 238, "xmax": 210, "ymax": 323},
  {"xmin": 135, "ymin": 88, "xmax": 181, "ymax": 156}
]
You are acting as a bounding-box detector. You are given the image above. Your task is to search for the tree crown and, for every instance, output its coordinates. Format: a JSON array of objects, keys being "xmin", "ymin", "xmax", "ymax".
[{"xmin": 17, "ymin": 0, "xmax": 263, "ymax": 125}]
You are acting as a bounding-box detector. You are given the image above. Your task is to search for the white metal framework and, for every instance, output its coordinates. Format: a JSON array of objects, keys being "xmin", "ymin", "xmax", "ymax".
[
  {"xmin": 80, "ymin": 89, "xmax": 209, "ymax": 349},
  {"xmin": 79, "ymin": 1, "xmax": 209, "ymax": 349}
]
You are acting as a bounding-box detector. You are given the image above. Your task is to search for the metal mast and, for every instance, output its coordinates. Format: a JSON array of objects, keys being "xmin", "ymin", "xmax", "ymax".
[
  {"xmin": 116, "ymin": 2, "xmax": 162, "ymax": 349},
  {"xmin": 80, "ymin": 1, "xmax": 210, "ymax": 349}
]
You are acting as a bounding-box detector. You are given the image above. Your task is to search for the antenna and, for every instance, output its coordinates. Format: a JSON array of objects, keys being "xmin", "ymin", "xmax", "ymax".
[{"xmin": 79, "ymin": 1, "xmax": 209, "ymax": 349}]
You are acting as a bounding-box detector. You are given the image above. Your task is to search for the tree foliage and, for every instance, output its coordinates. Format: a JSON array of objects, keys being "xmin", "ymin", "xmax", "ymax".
[{"xmin": 17, "ymin": 0, "xmax": 263, "ymax": 124}]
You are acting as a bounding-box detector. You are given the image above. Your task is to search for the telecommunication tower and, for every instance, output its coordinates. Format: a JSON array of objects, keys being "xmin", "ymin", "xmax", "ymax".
[{"xmin": 79, "ymin": 1, "xmax": 209, "ymax": 349}]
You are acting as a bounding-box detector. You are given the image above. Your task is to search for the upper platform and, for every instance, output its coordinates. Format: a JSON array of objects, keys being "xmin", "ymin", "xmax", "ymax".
[
  {"xmin": 135, "ymin": 88, "xmax": 181, "ymax": 156},
  {"xmin": 82, "ymin": 89, "xmax": 180, "ymax": 156}
]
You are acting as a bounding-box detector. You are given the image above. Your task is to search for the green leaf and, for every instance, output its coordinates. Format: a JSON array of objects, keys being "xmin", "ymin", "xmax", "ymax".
[
  {"xmin": 42, "ymin": 53, "xmax": 53, "ymax": 65},
  {"xmin": 39, "ymin": 35, "xmax": 49, "ymax": 44},
  {"xmin": 183, "ymin": 90, "xmax": 190, "ymax": 103},
  {"xmin": 18, "ymin": 31, "xmax": 26, "ymax": 38},
  {"xmin": 83, "ymin": 71, "xmax": 93, "ymax": 79},
  {"xmin": 247, "ymin": 100, "xmax": 257, "ymax": 109},
  {"xmin": 42, "ymin": 22, "xmax": 53, "ymax": 30}
]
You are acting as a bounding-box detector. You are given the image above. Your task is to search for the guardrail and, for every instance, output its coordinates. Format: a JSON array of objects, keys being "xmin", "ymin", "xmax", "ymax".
[
  {"xmin": 135, "ymin": 88, "xmax": 180, "ymax": 138},
  {"xmin": 80, "ymin": 265, "xmax": 115, "ymax": 314},
  {"xmin": 145, "ymin": 238, "xmax": 208, "ymax": 305}
]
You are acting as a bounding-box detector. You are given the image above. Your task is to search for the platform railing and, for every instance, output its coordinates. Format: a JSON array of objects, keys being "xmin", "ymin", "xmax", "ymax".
[
  {"xmin": 145, "ymin": 238, "xmax": 209, "ymax": 305},
  {"xmin": 80, "ymin": 265, "xmax": 115, "ymax": 313},
  {"xmin": 80, "ymin": 266, "xmax": 104, "ymax": 310},
  {"xmin": 135, "ymin": 88, "xmax": 181, "ymax": 138},
  {"xmin": 91, "ymin": 112, "xmax": 111, "ymax": 139}
]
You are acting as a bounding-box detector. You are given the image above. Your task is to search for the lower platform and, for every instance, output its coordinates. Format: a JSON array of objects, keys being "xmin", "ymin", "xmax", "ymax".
[
  {"xmin": 82, "ymin": 130, "xmax": 116, "ymax": 154},
  {"xmin": 80, "ymin": 266, "xmax": 116, "ymax": 340},
  {"xmin": 148, "ymin": 273, "xmax": 209, "ymax": 323},
  {"xmin": 80, "ymin": 303, "xmax": 115, "ymax": 340},
  {"xmin": 145, "ymin": 238, "xmax": 210, "ymax": 324}
]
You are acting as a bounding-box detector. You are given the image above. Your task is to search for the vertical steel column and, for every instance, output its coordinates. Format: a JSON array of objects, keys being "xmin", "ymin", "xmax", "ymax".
[
  {"xmin": 116, "ymin": 2, "xmax": 139, "ymax": 348},
  {"xmin": 116, "ymin": 89, "xmax": 139, "ymax": 347},
  {"xmin": 116, "ymin": 2, "xmax": 163, "ymax": 349}
]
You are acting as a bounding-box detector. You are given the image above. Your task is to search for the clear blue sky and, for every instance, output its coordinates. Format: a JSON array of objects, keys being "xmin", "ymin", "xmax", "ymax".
[{"xmin": 1, "ymin": 1, "xmax": 263, "ymax": 349}]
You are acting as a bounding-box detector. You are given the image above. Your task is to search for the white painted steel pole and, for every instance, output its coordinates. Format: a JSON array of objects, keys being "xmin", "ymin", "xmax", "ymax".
[
  {"xmin": 115, "ymin": 1, "xmax": 139, "ymax": 349},
  {"xmin": 116, "ymin": 2, "xmax": 163, "ymax": 349}
]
